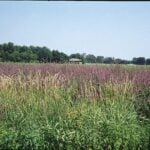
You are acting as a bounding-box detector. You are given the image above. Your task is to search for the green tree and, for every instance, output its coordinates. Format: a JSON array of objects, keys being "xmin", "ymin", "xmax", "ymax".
[
  {"xmin": 86, "ymin": 54, "xmax": 96, "ymax": 63},
  {"xmin": 37, "ymin": 47, "xmax": 52, "ymax": 63},
  {"xmin": 7, "ymin": 42, "xmax": 15, "ymax": 53},
  {"xmin": 10, "ymin": 50, "xmax": 21, "ymax": 62},
  {"xmin": 132, "ymin": 57, "xmax": 145, "ymax": 65},
  {"xmin": 60, "ymin": 52, "xmax": 69, "ymax": 63},
  {"xmin": 103, "ymin": 57, "xmax": 114, "ymax": 64},
  {"xmin": 96, "ymin": 56, "xmax": 104, "ymax": 63},
  {"xmin": 146, "ymin": 58, "xmax": 150, "ymax": 65},
  {"xmin": 52, "ymin": 50, "xmax": 61, "ymax": 63},
  {"xmin": 0, "ymin": 45, "xmax": 3, "ymax": 61}
]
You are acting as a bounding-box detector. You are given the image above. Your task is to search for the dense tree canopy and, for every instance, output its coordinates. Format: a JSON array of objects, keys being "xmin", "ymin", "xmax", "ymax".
[
  {"xmin": 146, "ymin": 58, "xmax": 150, "ymax": 65},
  {"xmin": 0, "ymin": 43, "xmax": 68, "ymax": 63},
  {"xmin": 103, "ymin": 57, "xmax": 114, "ymax": 64},
  {"xmin": 96, "ymin": 56, "xmax": 104, "ymax": 63},
  {"xmin": 0, "ymin": 42, "xmax": 150, "ymax": 65},
  {"xmin": 132, "ymin": 57, "xmax": 146, "ymax": 65},
  {"xmin": 86, "ymin": 54, "xmax": 96, "ymax": 63}
]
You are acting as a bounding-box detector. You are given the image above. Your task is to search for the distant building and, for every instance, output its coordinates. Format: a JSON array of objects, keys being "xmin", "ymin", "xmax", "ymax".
[{"xmin": 69, "ymin": 58, "xmax": 82, "ymax": 64}]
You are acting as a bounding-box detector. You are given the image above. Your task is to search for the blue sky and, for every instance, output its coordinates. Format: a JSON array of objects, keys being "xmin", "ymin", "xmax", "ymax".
[{"xmin": 0, "ymin": 2, "xmax": 150, "ymax": 60}]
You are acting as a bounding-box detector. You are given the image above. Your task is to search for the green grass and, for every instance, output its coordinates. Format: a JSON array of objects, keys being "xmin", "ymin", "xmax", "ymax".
[{"xmin": 0, "ymin": 76, "xmax": 150, "ymax": 150}]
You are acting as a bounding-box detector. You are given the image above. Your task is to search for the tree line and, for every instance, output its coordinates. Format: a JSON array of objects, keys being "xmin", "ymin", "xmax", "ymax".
[{"xmin": 0, "ymin": 42, "xmax": 150, "ymax": 65}]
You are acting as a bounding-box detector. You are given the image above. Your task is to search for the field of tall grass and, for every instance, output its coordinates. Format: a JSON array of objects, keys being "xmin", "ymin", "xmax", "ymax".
[{"xmin": 0, "ymin": 63, "xmax": 150, "ymax": 149}]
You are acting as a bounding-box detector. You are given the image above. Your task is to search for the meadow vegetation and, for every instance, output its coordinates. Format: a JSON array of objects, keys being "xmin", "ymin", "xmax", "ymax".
[{"xmin": 0, "ymin": 63, "xmax": 150, "ymax": 149}]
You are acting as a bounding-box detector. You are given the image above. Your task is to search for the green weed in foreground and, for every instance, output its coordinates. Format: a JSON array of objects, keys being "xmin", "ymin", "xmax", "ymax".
[
  {"xmin": 0, "ymin": 81, "xmax": 150, "ymax": 150},
  {"xmin": 0, "ymin": 85, "xmax": 150, "ymax": 150}
]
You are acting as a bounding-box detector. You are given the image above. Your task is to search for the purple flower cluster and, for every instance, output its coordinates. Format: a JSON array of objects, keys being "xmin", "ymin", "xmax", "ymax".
[{"xmin": 0, "ymin": 63, "xmax": 150, "ymax": 92}]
